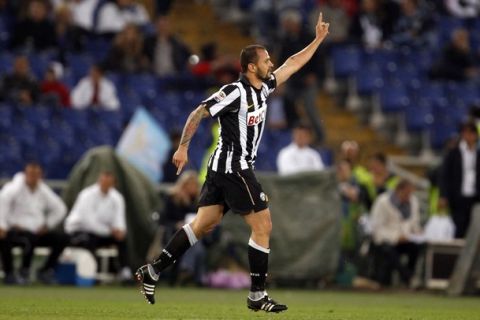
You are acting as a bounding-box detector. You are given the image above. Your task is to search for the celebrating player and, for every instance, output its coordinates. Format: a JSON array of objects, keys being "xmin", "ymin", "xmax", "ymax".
[{"xmin": 136, "ymin": 12, "xmax": 329, "ymax": 313}]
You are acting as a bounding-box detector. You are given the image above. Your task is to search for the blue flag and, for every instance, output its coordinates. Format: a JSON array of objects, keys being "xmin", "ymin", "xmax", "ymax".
[{"xmin": 116, "ymin": 108, "xmax": 171, "ymax": 182}]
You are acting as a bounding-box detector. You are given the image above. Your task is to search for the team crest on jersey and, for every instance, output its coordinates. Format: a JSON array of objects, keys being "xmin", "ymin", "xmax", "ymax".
[
  {"xmin": 247, "ymin": 107, "xmax": 266, "ymax": 126},
  {"xmin": 213, "ymin": 91, "xmax": 226, "ymax": 102}
]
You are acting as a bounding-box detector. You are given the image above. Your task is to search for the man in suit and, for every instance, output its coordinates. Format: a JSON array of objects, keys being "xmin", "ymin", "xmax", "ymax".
[
  {"xmin": 143, "ymin": 15, "xmax": 191, "ymax": 77},
  {"xmin": 440, "ymin": 120, "xmax": 480, "ymax": 238}
]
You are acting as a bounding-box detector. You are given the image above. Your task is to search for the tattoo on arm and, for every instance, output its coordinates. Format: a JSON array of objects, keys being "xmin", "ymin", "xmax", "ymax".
[{"xmin": 179, "ymin": 104, "xmax": 208, "ymax": 147}]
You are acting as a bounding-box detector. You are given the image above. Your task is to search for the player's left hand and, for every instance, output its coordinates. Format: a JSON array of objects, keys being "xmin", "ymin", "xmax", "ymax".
[
  {"xmin": 173, "ymin": 146, "xmax": 188, "ymax": 175},
  {"xmin": 315, "ymin": 12, "xmax": 330, "ymax": 41}
]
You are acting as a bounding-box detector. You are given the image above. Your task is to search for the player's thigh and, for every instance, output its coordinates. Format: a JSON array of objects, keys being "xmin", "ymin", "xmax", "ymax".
[
  {"xmin": 243, "ymin": 208, "xmax": 272, "ymax": 235},
  {"xmin": 191, "ymin": 205, "xmax": 224, "ymax": 235},
  {"xmin": 222, "ymin": 169, "xmax": 269, "ymax": 214}
]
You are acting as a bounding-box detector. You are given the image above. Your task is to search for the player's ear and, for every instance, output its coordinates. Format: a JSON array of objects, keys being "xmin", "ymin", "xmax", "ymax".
[{"xmin": 248, "ymin": 63, "xmax": 256, "ymax": 73}]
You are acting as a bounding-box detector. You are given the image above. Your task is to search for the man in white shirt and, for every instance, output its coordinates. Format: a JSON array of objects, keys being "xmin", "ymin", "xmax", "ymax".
[
  {"xmin": 0, "ymin": 163, "xmax": 68, "ymax": 285},
  {"xmin": 277, "ymin": 122, "xmax": 325, "ymax": 175},
  {"xmin": 370, "ymin": 179, "xmax": 423, "ymax": 286},
  {"xmin": 51, "ymin": 0, "xmax": 100, "ymax": 32},
  {"xmin": 65, "ymin": 171, "xmax": 130, "ymax": 279},
  {"xmin": 71, "ymin": 64, "xmax": 120, "ymax": 110},
  {"xmin": 96, "ymin": 0, "xmax": 150, "ymax": 34}
]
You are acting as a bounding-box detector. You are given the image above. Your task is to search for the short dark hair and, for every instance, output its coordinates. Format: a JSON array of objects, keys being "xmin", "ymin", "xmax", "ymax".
[
  {"xmin": 293, "ymin": 120, "xmax": 312, "ymax": 131},
  {"xmin": 91, "ymin": 63, "xmax": 104, "ymax": 74},
  {"xmin": 371, "ymin": 152, "xmax": 387, "ymax": 165},
  {"xmin": 460, "ymin": 120, "xmax": 478, "ymax": 135},
  {"xmin": 395, "ymin": 178, "xmax": 413, "ymax": 192},
  {"xmin": 240, "ymin": 44, "xmax": 266, "ymax": 73},
  {"xmin": 25, "ymin": 161, "xmax": 42, "ymax": 171},
  {"xmin": 100, "ymin": 170, "xmax": 114, "ymax": 176}
]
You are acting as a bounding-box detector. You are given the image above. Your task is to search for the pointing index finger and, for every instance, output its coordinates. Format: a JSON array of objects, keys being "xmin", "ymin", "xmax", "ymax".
[
  {"xmin": 176, "ymin": 165, "xmax": 183, "ymax": 175},
  {"xmin": 319, "ymin": 12, "xmax": 322, "ymax": 24}
]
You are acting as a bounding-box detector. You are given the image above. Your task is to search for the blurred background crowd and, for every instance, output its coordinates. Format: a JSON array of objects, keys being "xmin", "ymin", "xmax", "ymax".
[{"xmin": 0, "ymin": 0, "xmax": 480, "ymax": 292}]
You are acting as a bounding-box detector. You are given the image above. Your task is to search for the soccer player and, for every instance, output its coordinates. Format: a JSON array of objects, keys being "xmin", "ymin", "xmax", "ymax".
[{"xmin": 136, "ymin": 13, "xmax": 330, "ymax": 313}]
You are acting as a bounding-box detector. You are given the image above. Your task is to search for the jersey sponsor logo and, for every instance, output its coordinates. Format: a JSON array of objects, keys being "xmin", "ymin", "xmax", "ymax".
[
  {"xmin": 247, "ymin": 107, "xmax": 266, "ymax": 126},
  {"xmin": 213, "ymin": 90, "xmax": 226, "ymax": 102}
]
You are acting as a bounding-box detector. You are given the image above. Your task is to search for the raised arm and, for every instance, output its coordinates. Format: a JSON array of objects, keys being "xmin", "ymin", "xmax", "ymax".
[
  {"xmin": 274, "ymin": 12, "xmax": 329, "ymax": 86},
  {"xmin": 172, "ymin": 104, "xmax": 210, "ymax": 175}
]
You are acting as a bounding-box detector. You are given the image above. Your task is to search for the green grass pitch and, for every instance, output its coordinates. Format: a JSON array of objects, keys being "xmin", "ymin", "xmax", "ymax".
[{"xmin": 0, "ymin": 286, "xmax": 479, "ymax": 320}]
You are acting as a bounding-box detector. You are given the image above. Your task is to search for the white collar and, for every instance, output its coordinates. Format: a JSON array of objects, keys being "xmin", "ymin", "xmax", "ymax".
[{"xmin": 459, "ymin": 140, "xmax": 476, "ymax": 153}]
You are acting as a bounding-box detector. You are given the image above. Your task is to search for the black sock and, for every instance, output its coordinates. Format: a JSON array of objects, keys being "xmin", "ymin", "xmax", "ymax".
[
  {"xmin": 152, "ymin": 228, "xmax": 192, "ymax": 274},
  {"xmin": 248, "ymin": 239, "xmax": 269, "ymax": 293}
]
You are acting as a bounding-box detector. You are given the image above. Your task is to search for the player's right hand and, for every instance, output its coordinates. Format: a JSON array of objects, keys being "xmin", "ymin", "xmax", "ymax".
[
  {"xmin": 0, "ymin": 228, "xmax": 6, "ymax": 239},
  {"xmin": 315, "ymin": 12, "xmax": 329, "ymax": 41},
  {"xmin": 173, "ymin": 146, "xmax": 188, "ymax": 175}
]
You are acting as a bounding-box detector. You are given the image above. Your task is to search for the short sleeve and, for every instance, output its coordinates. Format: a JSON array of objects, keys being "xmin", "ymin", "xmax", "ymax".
[
  {"xmin": 202, "ymin": 84, "xmax": 240, "ymax": 118},
  {"xmin": 264, "ymin": 74, "xmax": 276, "ymax": 95}
]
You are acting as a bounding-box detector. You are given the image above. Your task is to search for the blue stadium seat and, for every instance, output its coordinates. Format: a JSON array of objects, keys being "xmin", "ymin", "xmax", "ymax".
[
  {"xmin": 152, "ymin": 93, "xmax": 184, "ymax": 129},
  {"xmin": 429, "ymin": 118, "xmax": 457, "ymax": 150},
  {"xmin": 9, "ymin": 121, "xmax": 36, "ymax": 147},
  {"xmin": 417, "ymin": 81, "xmax": 446, "ymax": 104},
  {"xmin": 118, "ymin": 89, "xmax": 142, "ymax": 116},
  {"xmin": 105, "ymin": 72, "xmax": 124, "ymax": 91},
  {"xmin": 269, "ymin": 129, "xmax": 291, "ymax": 150},
  {"xmin": 57, "ymin": 108, "xmax": 90, "ymax": 130},
  {"xmin": 379, "ymin": 82, "xmax": 409, "ymax": 113},
  {"xmin": 355, "ymin": 64, "xmax": 383, "ymax": 95},
  {"xmin": 89, "ymin": 109, "xmax": 124, "ymax": 135},
  {"xmin": 28, "ymin": 52, "xmax": 56, "ymax": 79},
  {"xmin": 126, "ymin": 74, "xmax": 157, "ymax": 100},
  {"xmin": 454, "ymin": 101, "xmax": 469, "ymax": 123},
  {"xmin": 405, "ymin": 49, "xmax": 436, "ymax": 72},
  {"xmin": 150, "ymin": 107, "xmax": 168, "ymax": 127},
  {"xmin": 331, "ymin": 46, "xmax": 361, "ymax": 78},
  {"xmin": 384, "ymin": 62, "xmax": 420, "ymax": 85},
  {"xmin": 0, "ymin": 105, "xmax": 13, "ymax": 129},
  {"xmin": 43, "ymin": 122, "xmax": 76, "ymax": 149},
  {"xmin": 17, "ymin": 105, "xmax": 51, "ymax": 130},
  {"xmin": 405, "ymin": 99, "xmax": 433, "ymax": 132},
  {"xmin": 84, "ymin": 37, "xmax": 111, "ymax": 62},
  {"xmin": 0, "ymin": 52, "xmax": 12, "ymax": 74},
  {"xmin": 255, "ymin": 146, "xmax": 277, "ymax": 172},
  {"xmin": 87, "ymin": 122, "xmax": 114, "ymax": 145},
  {"xmin": 447, "ymin": 82, "xmax": 480, "ymax": 106},
  {"xmin": 363, "ymin": 48, "xmax": 398, "ymax": 69},
  {"xmin": 0, "ymin": 136, "xmax": 22, "ymax": 165},
  {"xmin": 65, "ymin": 53, "xmax": 94, "ymax": 81},
  {"xmin": 318, "ymin": 148, "xmax": 333, "ymax": 167},
  {"xmin": 183, "ymin": 91, "xmax": 206, "ymax": 109}
]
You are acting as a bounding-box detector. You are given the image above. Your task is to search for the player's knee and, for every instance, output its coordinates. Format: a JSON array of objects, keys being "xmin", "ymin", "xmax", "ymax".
[
  {"xmin": 192, "ymin": 218, "xmax": 221, "ymax": 238},
  {"xmin": 253, "ymin": 218, "xmax": 272, "ymax": 237}
]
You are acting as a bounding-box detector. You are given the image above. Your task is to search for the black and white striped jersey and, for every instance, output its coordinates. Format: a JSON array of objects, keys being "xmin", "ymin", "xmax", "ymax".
[{"xmin": 202, "ymin": 74, "xmax": 276, "ymax": 173}]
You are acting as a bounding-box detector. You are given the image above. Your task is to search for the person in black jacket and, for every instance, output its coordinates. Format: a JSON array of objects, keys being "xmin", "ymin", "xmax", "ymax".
[
  {"xmin": 0, "ymin": 55, "xmax": 39, "ymax": 105},
  {"xmin": 143, "ymin": 15, "xmax": 191, "ymax": 77},
  {"xmin": 10, "ymin": 0, "xmax": 56, "ymax": 51},
  {"xmin": 430, "ymin": 28, "xmax": 478, "ymax": 81},
  {"xmin": 439, "ymin": 121, "xmax": 480, "ymax": 238}
]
